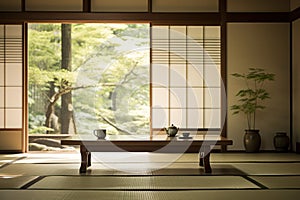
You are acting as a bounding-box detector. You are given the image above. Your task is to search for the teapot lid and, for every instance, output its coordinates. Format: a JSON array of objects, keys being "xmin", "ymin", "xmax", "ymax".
[{"xmin": 169, "ymin": 124, "xmax": 177, "ymax": 128}]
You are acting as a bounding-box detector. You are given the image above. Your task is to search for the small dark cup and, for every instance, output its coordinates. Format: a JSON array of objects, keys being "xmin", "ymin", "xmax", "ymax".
[
  {"xmin": 182, "ymin": 132, "xmax": 190, "ymax": 138},
  {"xmin": 93, "ymin": 129, "xmax": 106, "ymax": 139}
]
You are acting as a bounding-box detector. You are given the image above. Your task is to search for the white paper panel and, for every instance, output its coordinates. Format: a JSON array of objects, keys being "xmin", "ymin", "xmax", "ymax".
[
  {"xmin": 26, "ymin": 0, "xmax": 82, "ymax": 11},
  {"xmin": 170, "ymin": 109, "xmax": 186, "ymax": 128},
  {"xmin": 0, "ymin": 87, "xmax": 4, "ymax": 108},
  {"xmin": 92, "ymin": 0, "xmax": 148, "ymax": 12},
  {"xmin": 152, "ymin": 108, "xmax": 168, "ymax": 128},
  {"xmin": 188, "ymin": 88, "xmax": 203, "ymax": 108},
  {"xmin": 170, "ymin": 26, "xmax": 186, "ymax": 39},
  {"xmin": 5, "ymin": 25, "xmax": 22, "ymax": 38},
  {"xmin": 187, "ymin": 54, "xmax": 204, "ymax": 66},
  {"xmin": 205, "ymin": 109, "xmax": 220, "ymax": 128},
  {"xmin": 187, "ymin": 109, "xmax": 203, "ymax": 128},
  {"xmin": 152, "ymin": 63, "xmax": 168, "ymax": 87},
  {"xmin": 0, "ymin": 25, "xmax": 4, "ymax": 37},
  {"xmin": 227, "ymin": 0, "xmax": 290, "ymax": 12},
  {"xmin": 204, "ymin": 56, "xmax": 220, "ymax": 67},
  {"xmin": 153, "ymin": 0, "xmax": 218, "ymax": 12},
  {"xmin": 170, "ymin": 64, "xmax": 186, "ymax": 87},
  {"xmin": 5, "ymin": 63, "xmax": 22, "ymax": 86},
  {"xmin": 204, "ymin": 88, "xmax": 221, "ymax": 108},
  {"xmin": 187, "ymin": 41, "xmax": 204, "ymax": 63},
  {"xmin": 0, "ymin": 0, "xmax": 21, "ymax": 11},
  {"xmin": 5, "ymin": 87, "xmax": 22, "ymax": 108},
  {"xmin": 0, "ymin": 25, "xmax": 3, "ymax": 36},
  {"xmin": 0, "ymin": 109, "xmax": 4, "ymax": 128},
  {"xmin": 152, "ymin": 42, "xmax": 169, "ymax": 52},
  {"xmin": 5, "ymin": 109, "xmax": 22, "ymax": 128},
  {"xmin": 170, "ymin": 48, "xmax": 186, "ymax": 61},
  {"xmin": 152, "ymin": 88, "xmax": 169, "ymax": 108},
  {"xmin": 188, "ymin": 64, "xmax": 204, "ymax": 87},
  {"xmin": 187, "ymin": 26, "xmax": 203, "ymax": 40},
  {"xmin": 0, "ymin": 64, "xmax": 4, "ymax": 86},
  {"xmin": 204, "ymin": 66, "xmax": 220, "ymax": 87},
  {"xmin": 170, "ymin": 88, "xmax": 186, "ymax": 108},
  {"xmin": 152, "ymin": 26, "xmax": 169, "ymax": 40},
  {"xmin": 205, "ymin": 27, "xmax": 220, "ymax": 39}
]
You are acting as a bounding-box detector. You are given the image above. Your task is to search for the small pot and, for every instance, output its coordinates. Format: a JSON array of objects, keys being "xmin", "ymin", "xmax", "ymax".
[
  {"xmin": 165, "ymin": 124, "xmax": 179, "ymax": 137},
  {"xmin": 273, "ymin": 132, "xmax": 289, "ymax": 152},
  {"xmin": 244, "ymin": 130, "xmax": 261, "ymax": 153}
]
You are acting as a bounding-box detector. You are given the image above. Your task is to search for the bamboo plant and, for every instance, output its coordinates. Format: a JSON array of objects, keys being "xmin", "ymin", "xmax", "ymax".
[{"xmin": 231, "ymin": 68, "xmax": 275, "ymax": 130}]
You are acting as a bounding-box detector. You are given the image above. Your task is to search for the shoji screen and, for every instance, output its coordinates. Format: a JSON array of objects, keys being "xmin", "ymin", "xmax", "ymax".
[
  {"xmin": 151, "ymin": 26, "xmax": 221, "ymax": 129},
  {"xmin": 0, "ymin": 25, "xmax": 23, "ymax": 129},
  {"xmin": 0, "ymin": 24, "xmax": 23, "ymax": 152}
]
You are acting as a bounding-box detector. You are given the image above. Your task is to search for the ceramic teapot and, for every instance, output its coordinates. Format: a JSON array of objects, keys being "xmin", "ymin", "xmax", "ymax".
[{"xmin": 165, "ymin": 124, "xmax": 179, "ymax": 137}]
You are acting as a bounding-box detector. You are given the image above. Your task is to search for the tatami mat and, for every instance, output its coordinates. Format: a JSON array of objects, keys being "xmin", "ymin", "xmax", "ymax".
[
  {"xmin": 1, "ymin": 190, "xmax": 300, "ymax": 200},
  {"xmin": 249, "ymin": 176, "xmax": 300, "ymax": 189},
  {"xmin": 29, "ymin": 175, "xmax": 259, "ymax": 190},
  {"xmin": 232, "ymin": 163, "xmax": 300, "ymax": 175},
  {"xmin": 16, "ymin": 152, "xmax": 300, "ymax": 164},
  {"xmin": 15, "ymin": 152, "xmax": 300, "ymax": 165},
  {"xmin": 0, "ymin": 163, "xmax": 243, "ymax": 176},
  {"xmin": 121, "ymin": 190, "xmax": 300, "ymax": 200},
  {"xmin": 0, "ymin": 175, "xmax": 38, "ymax": 189},
  {"xmin": 0, "ymin": 155, "xmax": 26, "ymax": 167},
  {"xmin": 1, "ymin": 152, "xmax": 300, "ymax": 200},
  {"xmin": 15, "ymin": 153, "xmax": 80, "ymax": 164},
  {"xmin": 0, "ymin": 190, "xmax": 123, "ymax": 200},
  {"xmin": 151, "ymin": 163, "xmax": 245, "ymax": 176},
  {"xmin": 0, "ymin": 154, "xmax": 25, "ymax": 161},
  {"xmin": 211, "ymin": 153, "xmax": 300, "ymax": 163},
  {"xmin": 0, "ymin": 163, "xmax": 115, "ymax": 176}
]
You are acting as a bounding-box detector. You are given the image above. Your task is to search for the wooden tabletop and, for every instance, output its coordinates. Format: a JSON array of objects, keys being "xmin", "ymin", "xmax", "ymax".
[{"xmin": 61, "ymin": 134, "xmax": 233, "ymax": 147}]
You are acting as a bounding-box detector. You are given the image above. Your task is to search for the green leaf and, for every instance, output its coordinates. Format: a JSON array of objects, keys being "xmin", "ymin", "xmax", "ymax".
[{"xmin": 231, "ymin": 73, "xmax": 245, "ymax": 78}]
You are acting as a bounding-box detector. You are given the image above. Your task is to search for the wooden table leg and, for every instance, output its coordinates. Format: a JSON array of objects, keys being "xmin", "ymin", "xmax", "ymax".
[
  {"xmin": 80, "ymin": 145, "xmax": 89, "ymax": 173},
  {"xmin": 203, "ymin": 152, "xmax": 212, "ymax": 173},
  {"xmin": 88, "ymin": 152, "xmax": 91, "ymax": 167},
  {"xmin": 200, "ymin": 146, "xmax": 212, "ymax": 173},
  {"xmin": 199, "ymin": 152, "xmax": 204, "ymax": 166}
]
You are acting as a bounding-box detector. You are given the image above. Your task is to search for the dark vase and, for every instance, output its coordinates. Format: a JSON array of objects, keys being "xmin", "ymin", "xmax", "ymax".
[
  {"xmin": 273, "ymin": 132, "xmax": 289, "ymax": 152},
  {"xmin": 244, "ymin": 130, "xmax": 261, "ymax": 152}
]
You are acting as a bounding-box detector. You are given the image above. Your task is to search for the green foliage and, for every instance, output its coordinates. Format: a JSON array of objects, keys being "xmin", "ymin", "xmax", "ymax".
[
  {"xmin": 231, "ymin": 68, "xmax": 275, "ymax": 130},
  {"xmin": 28, "ymin": 113, "xmax": 54, "ymax": 134},
  {"xmin": 28, "ymin": 23, "xmax": 150, "ymax": 135}
]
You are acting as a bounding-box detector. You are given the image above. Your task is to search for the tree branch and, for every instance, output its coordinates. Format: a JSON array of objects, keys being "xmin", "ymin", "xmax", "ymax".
[{"xmin": 97, "ymin": 113, "xmax": 133, "ymax": 135}]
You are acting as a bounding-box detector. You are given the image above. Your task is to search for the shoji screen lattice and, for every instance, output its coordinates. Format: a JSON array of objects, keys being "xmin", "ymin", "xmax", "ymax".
[
  {"xmin": 0, "ymin": 25, "xmax": 23, "ymax": 129},
  {"xmin": 151, "ymin": 26, "xmax": 221, "ymax": 129}
]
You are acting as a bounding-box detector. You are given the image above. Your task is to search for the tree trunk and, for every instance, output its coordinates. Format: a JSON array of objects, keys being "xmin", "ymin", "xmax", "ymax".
[
  {"xmin": 45, "ymin": 81, "xmax": 59, "ymax": 134},
  {"xmin": 61, "ymin": 24, "xmax": 75, "ymax": 134}
]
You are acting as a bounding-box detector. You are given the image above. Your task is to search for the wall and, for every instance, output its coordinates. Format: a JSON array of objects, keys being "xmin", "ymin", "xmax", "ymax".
[
  {"xmin": 293, "ymin": 19, "xmax": 300, "ymax": 150},
  {"xmin": 152, "ymin": 0, "xmax": 218, "ymax": 12},
  {"xmin": 291, "ymin": 0, "xmax": 300, "ymax": 10},
  {"xmin": 227, "ymin": 0, "xmax": 290, "ymax": 12},
  {"xmin": 227, "ymin": 23, "xmax": 290, "ymax": 150},
  {"xmin": 0, "ymin": 0, "xmax": 21, "ymax": 11},
  {"xmin": 0, "ymin": 130, "xmax": 23, "ymax": 152},
  {"xmin": 0, "ymin": 0, "xmax": 219, "ymax": 12},
  {"xmin": 26, "ymin": 0, "xmax": 82, "ymax": 11}
]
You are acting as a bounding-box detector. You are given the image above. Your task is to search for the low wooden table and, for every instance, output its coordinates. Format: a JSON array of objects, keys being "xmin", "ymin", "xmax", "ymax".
[{"xmin": 61, "ymin": 135, "xmax": 232, "ymax": 173}]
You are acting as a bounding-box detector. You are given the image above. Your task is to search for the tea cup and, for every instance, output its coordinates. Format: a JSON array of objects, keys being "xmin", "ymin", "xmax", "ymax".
[
  {"xmin": 93, "ymin": 129, "xmax": 106, "ymax": 139},
  {"xmin": 182, "ymin": 132, "xmax": 190, "ymax": 138}
]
